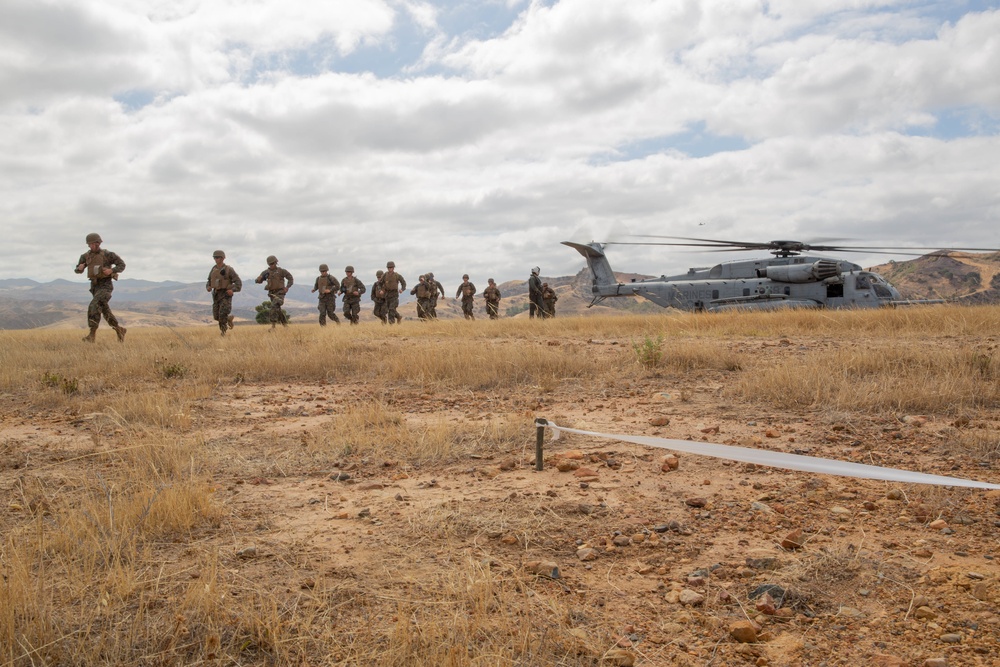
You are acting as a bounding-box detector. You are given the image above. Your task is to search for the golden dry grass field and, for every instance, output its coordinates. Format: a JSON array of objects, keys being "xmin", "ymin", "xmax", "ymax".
[{"xmin": 1, "ymin": 307, "xmax": 999, "ymax": 666}]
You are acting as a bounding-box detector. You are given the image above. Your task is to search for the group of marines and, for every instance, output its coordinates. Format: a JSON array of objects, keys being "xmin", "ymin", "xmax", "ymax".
[{"xmin": 75, "ymin": 233, "xmax": 558, "ymax": 342}]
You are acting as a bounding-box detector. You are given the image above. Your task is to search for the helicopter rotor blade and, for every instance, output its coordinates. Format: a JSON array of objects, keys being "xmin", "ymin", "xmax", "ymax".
[{"xmin": 616, "ymin": 235, "xmax": 1000, "ymax": 254}]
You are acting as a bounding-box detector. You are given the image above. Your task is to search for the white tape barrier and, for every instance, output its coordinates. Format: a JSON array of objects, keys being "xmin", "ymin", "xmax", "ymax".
[{"xmin": 536, "ymin": 419, "xmax": 1000, "ymax": 490}]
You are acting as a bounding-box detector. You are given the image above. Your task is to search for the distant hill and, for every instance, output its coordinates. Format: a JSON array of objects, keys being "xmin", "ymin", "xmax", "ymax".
[{"xmin": 868, "ymin": 251, "xmax": 1000, "ymax": 303}]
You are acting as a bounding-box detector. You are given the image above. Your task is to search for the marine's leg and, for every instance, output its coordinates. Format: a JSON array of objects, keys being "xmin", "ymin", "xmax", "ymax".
[
  {"xmin": 94, "ymin": 286, "xmax": 126, "ymax": 341},
  {"xmin": 217, "ymin": 294, "xmax": 232, "ymax": 334}
]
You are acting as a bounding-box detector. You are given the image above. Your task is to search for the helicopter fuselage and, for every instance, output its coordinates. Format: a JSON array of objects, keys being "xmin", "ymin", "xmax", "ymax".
[{"xmin": 563, "ymin": 242, "xmax": 904, "ymax": 312}]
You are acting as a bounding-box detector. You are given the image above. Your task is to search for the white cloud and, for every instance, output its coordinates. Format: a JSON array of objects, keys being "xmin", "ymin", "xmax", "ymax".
[{"xmin": 1, "ymin": 0, "xmax": 998, "ymax": 289}]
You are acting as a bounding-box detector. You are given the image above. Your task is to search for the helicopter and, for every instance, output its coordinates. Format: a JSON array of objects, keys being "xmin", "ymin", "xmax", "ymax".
[{"xmin": 563, "ymin": 236, "xmax": 998, "ymax": 312}]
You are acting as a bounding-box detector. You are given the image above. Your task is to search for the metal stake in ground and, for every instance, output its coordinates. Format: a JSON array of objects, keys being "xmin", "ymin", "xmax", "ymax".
[{"xmin": 534, "ymin": 419, "xmax": 546, "ymax": 471}]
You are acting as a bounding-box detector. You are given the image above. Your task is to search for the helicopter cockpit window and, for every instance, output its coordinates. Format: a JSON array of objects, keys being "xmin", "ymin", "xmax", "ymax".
[
  {"xmin": 855, "ymin": 274, "xmax": 872, "ymax": 290},
  {"xmin": 709, "ymin": 265, "xmax": 723, "ymax": 279},
  {"xmin": 873, "ymin": 284, "xmax": 892, "ymax": 298}
]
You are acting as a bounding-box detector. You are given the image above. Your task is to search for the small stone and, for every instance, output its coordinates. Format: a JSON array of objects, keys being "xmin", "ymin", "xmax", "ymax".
[
  {"xmin": 661, "ymin": 455, "xmax": 679, "ymax": 471},
  {"xmin": 886, "ymin": 489, "xmax": 905, "ymax": 500},
  {"xmin": 914, "ymin": 606, "xmax": 936, "ymax": 620},
  {"xmin": 649, "ymin": 416, "xmax": 670, "ymax": 427},
  {"xmin": 754, "ymin": 592, "xmax": 776, "ymax": 615},
  {"xmin": 678, "ymin": 589, "xmax": 705, "ymax": 606},
  {"xmin": 557, "ymin": 459, "xmax": 580, "ymax": 472},
  {"xmin": 235, "ymin": 546, "xmax": 257, "ymax": 559},
  {"xmin": 524, "ymin": 560, "xmax": 561, "ymax": 579},
  {"xmin": 577, "ymin": 547, "xmax": 599, "ymax": 562},
  {"xmin": 729, "ymin": 621, "xmax": 758, "ymax": 643},
  {"xmin": 922, "ymin": 659, "xmax": 948, "ymax": 667},
  {"xmin": 574, "ymin": 467, "xmax": 600, "ymax": 478},
  {"xmin": 838, "ymin": 606, "xmax": 865, "ymax": 619},
  {"xmin": 685, "ymin": 497, "xmax": 707, "ymax": 508},
  {"xmin": 601, "ymin": 648, "xmax": 636, "ymax": 666},
  {"xmin": 781, "ymin": 528, "xmax": 805, "ymax": 550},
  {"xmin": 939, "ymin": 633, "xmax": 962, "ymax": 644},
  {"xmin": 971, "ymin": 582, "xmax": 989, "ymax": 600},
  {"xmin": 928, "ymin": 519, "xmax": 947, "ymax": 530},
  {"xmin": 612, "ymin": 535, "xmax": 632, "ymax": 547}
]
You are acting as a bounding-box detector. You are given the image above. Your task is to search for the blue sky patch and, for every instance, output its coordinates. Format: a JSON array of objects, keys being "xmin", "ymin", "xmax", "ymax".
[
  {"xmin": 908, "ymin": 107, "xmax": 1000, "ymax": 139},
  {"xmin": 600, "ymin": 123, "xmax": 751, "ymax": 163},
  {"xmin": 113, "ymin": 89, "xmax": 156, "ymax": 112}
]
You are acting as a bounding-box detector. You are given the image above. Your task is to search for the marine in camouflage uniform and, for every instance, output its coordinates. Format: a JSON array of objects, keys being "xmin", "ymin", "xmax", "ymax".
[
  {"xmin": 74, "ymin": 232, "xmax": 127, "ymax": 343},
  {"xmin": 455, "ymin": 274, "xmax": 476, "ymax": 320},
  {"xmin": 411, "ymin": 274, "xmax": 432, "ymax": 320},
  {"xmin": 379, "ymin": 261, "xmax": 406, "ymax": 324},
  {"xmin": 426, "ymin": 272, "xmax": 445, "ymax": 319},
  {"xmin": 541, "ymin": 282, "xmax": 558, "ymax": 318},
  {"xmin": 528, "ymin": 266, "xmax": 543, "ymax": 319},
  {"xmin": 312, "ymin": 264, "xmax": 341, "ymax": 326},
  {"xmin": 371, "ymin": 269, "xmax": 387, "ymax": 323},
  {"xmin": 340, "ymin": 266, "xmax": 366, "ymax": 324},
  {"xmin": 483, "ymin": 278, "xmax": 502, "ymax": 320},
  {"xmin": 254, "ymin": 255, "xmax": 293, "ymax": 328},
  {"xmin": 206, "ymin": 250, "xmax": 242, "ymax": 336}
]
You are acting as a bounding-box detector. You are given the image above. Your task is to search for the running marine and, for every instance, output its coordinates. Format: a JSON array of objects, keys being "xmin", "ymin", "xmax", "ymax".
[{"xmin": 75, "ymin": 232, "xmax": 127, "ymax": 343}]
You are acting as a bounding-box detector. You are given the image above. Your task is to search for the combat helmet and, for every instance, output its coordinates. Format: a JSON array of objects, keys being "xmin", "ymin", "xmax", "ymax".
[
  {"xmin": 386, "ymin": 261, "xmax": 395, "ymax": 269},
  {"xmin": 531, "ymin": 266, "xmax": 540, "ymax": 275},
  {"xmin": 376, "ymin": 269, "xmax": 384, "ymax": 278},
  {"xmin": 213, "ymin": 250, "xmax": 226, "ymax": 259},
  {"xmin": 319, "ymin": 263, "xmax": 329, "ymax": 272},
  {"xmin": 85, "ymin": 233, "xmax": 102, "ymax": 244},
  {"xmin": 267, "ymin": 255, "xmax": 278, "ymax": 265},
  {"xmin": 345, "ymin": 265, "xmax": 355, "ymax": 273}
]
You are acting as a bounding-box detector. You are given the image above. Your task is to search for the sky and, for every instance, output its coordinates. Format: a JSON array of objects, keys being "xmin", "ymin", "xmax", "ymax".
[{"xmin": 2, "ymin": 0, "xmax": 999, "ymax": 287}]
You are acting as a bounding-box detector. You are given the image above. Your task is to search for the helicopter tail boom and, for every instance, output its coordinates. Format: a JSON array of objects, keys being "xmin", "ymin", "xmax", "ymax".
[
  {"xmin": 562, "ymin": 241, "xmax": 615, "ymax": 281},
  {"xmin": 562, "ymin": 242, "xmax": 622, "ymax": 297}
]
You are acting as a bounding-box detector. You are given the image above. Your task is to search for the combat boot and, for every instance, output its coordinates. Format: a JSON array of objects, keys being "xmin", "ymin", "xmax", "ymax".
[
  {"xmin": 82, "ymin": 326, "xmax": 97, "ymax": 343},
  {"xmin": 227, "ymin": 315, "xmax": 234, "ymax": 329},
  {"xmin": 114, "ymin": 325, "xmax": 127, "ymax": 342}
]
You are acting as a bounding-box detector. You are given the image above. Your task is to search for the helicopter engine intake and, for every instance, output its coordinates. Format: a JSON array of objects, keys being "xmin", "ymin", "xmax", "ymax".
[{"xmin": 756, "ymin": 259, "xmax": 840, "ymax": 283}]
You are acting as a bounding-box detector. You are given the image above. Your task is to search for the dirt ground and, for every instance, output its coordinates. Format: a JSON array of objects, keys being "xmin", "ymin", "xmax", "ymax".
[{"xmin": 3, "ymin": 332, "xmax": 999, "ymax": 666}]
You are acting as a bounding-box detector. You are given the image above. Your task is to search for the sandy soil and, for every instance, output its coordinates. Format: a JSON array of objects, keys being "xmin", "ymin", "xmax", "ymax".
[{"xmin": 2, "ymin": 333, "xmax": 999, "ymax": 666}]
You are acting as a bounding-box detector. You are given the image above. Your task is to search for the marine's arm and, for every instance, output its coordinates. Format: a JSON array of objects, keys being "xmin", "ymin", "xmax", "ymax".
[
  {"xmin": 107, "ymin": 251, "xmax": 125, "ymax": 275},
  {"xmin": 229, "ymin": 268, "xmax": 242, "ymax": 293}
]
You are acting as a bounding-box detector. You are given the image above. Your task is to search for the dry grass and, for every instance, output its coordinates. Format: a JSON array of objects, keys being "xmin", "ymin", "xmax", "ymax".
[{"xmin": 2, "ymin": 305, "xmax": 999, "ymax": 665}]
